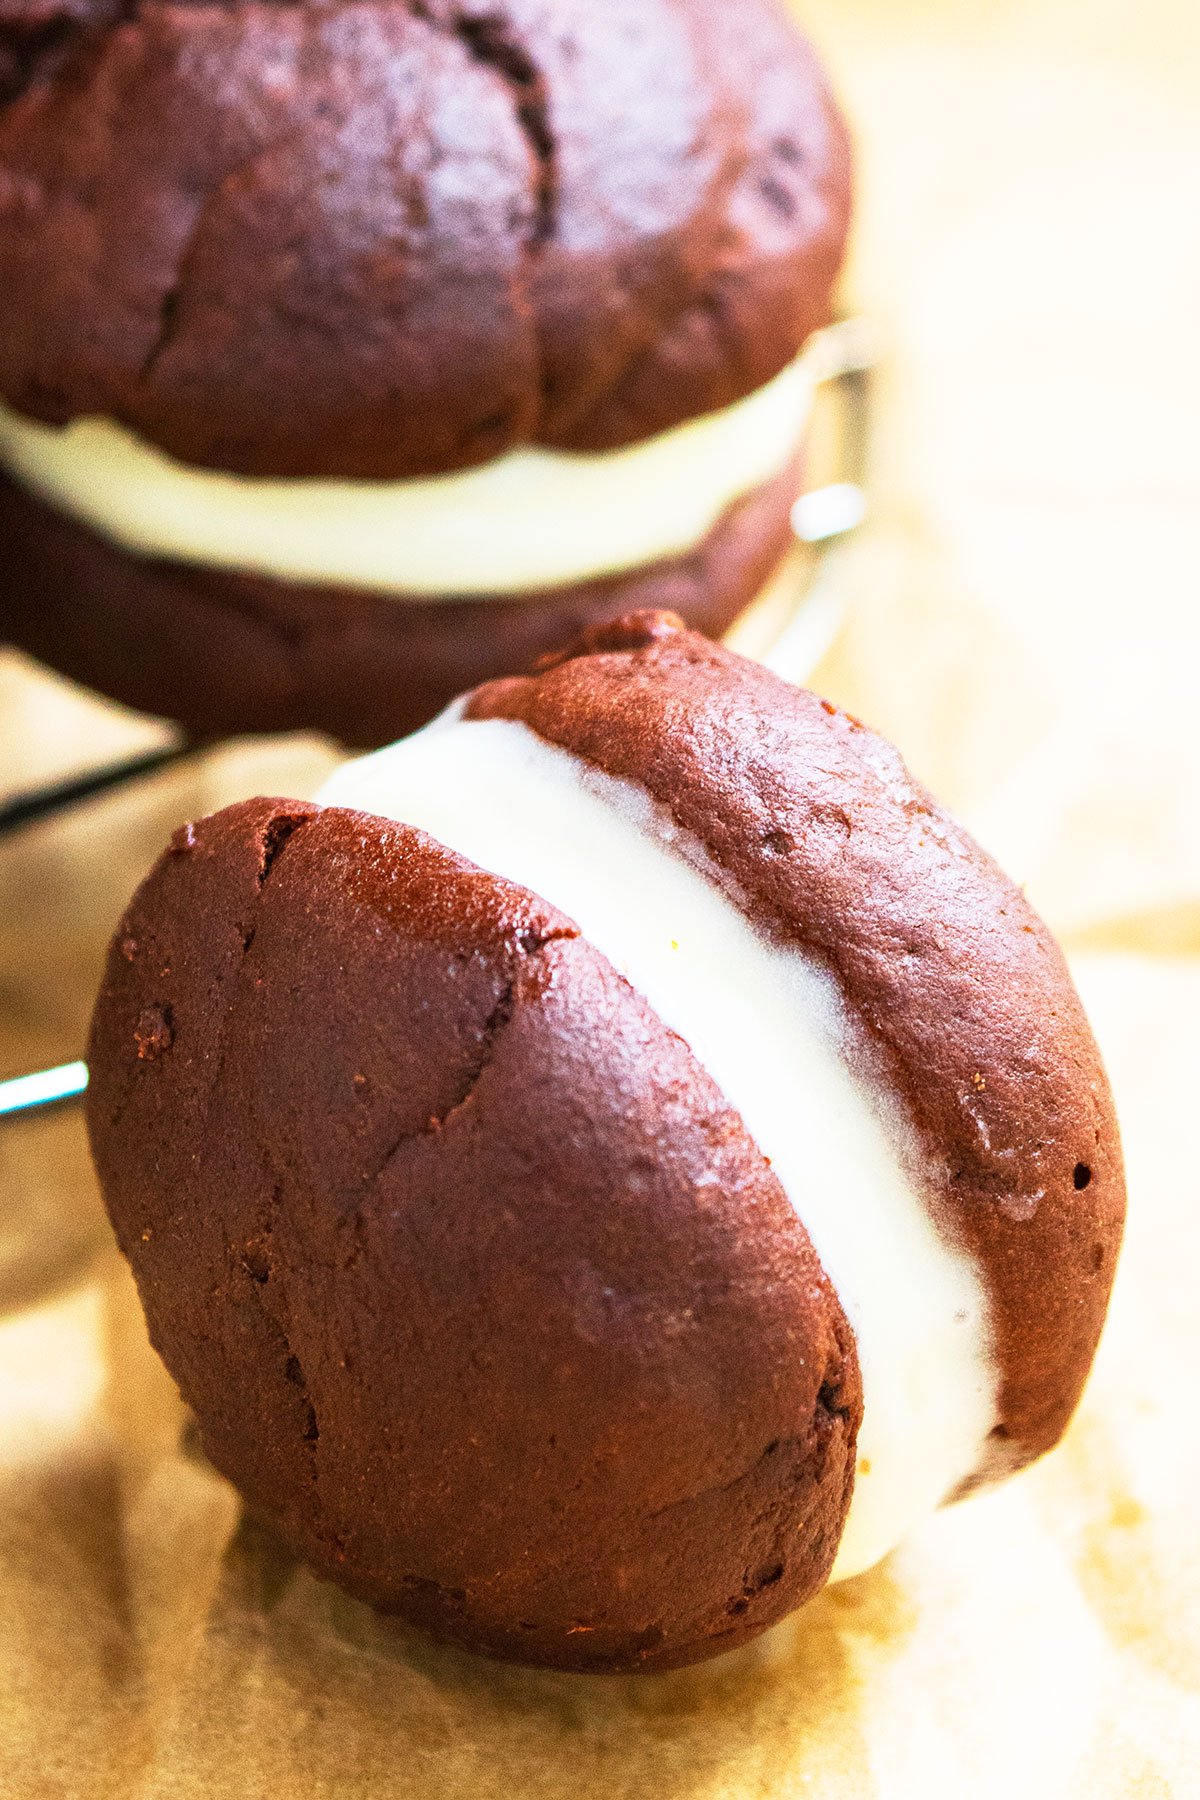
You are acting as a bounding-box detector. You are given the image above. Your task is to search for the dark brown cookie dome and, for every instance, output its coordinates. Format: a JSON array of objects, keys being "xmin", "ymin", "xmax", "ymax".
[
  {"xmin": 468, "ymin": 612, "xmax": 1126, "ymax": 1479},
  {"xmin": 0, "ymin": 0, "xmax": 851, "ymax": 479},
  {"xmin": 87, "ymin": 795, "xmax": 861, "ymax": 1671}
]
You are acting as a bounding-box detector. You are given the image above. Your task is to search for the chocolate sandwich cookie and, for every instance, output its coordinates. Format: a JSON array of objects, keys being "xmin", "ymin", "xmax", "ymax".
[
  {"xmin": 0, "ymin": 0, "xmax": 850, "ymax": 743},
  {"xmin": 86, "ymin": 614, "xmax": 1125, "ymax": 1672}
]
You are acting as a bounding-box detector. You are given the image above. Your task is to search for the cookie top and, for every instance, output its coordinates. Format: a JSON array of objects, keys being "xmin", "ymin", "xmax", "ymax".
[
  {"xmin": 87, "ymin": 795, "xmax": 861, "ymax": 1671},
  {"xmin": 0, "ymin": 0, "xmax": 851, "ymax": 478},
  {"xmin": 468, "ymin": 612, "xmax": 1126, "ymax": 1481}
]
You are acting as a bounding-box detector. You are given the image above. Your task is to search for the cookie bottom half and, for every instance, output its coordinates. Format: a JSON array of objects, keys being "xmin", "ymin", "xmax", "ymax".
[{"xmin": 0, "ymin": 456, "xmax": 802, "ymax": 748}]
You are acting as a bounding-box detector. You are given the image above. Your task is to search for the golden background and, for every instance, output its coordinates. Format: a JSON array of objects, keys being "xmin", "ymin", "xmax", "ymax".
[{"xmin": 2, "ymin": 0, "xmax": 1198, "ymax": 1791}]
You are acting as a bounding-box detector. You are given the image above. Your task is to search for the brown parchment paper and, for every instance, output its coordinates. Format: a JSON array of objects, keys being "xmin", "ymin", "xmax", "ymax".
[{"xmin": 3, "ymin": 0, "xmax": 1200, "ymax": 1792}]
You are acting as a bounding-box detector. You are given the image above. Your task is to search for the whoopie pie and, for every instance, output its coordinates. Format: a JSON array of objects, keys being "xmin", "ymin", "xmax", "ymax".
[
  {"xmin": 0, "ymin": 0, "xmax": 850, "ymax": 744},
  {"xmin": 86, "ymin": 612, "xmax": 1125, "ymax": 1672}
]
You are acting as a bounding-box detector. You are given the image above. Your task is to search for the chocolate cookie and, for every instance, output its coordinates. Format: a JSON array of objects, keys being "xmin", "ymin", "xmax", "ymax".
[
  {"xmin": 87, "ymin": 615, "xmax": 1122, "ymax": 1672},
  {"xmin": 0, "ymin": 452, "xmax": 800, "ymax": 746},
  {"xmin": 0, "ymin": 0, "xmax": 849, "ymax": 474},
  {"xmin": 0, "ymin": 0, "xmax": 850, "ymax": 744},
  {"xmin": 88, "ymin": 795, "xmax": 861, "ymax": 1671},
  {"xmin": 466, "ymin": 613, "xmax": 1125, "ymax": 1479}
]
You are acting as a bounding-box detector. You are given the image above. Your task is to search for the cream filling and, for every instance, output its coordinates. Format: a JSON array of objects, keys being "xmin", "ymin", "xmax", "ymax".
[
  {"xmin": 0, "ymin": 351, "xmax": 817, "ymax": 599},
  {"xmin": 317, "ymin": 714, "xmax": 997, "ymax": 1582}
]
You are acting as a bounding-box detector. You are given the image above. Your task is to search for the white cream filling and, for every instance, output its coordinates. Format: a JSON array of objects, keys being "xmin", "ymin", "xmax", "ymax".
[
  {"xmin": 318, "ymin": 714, "xmax": 997, "ymax": 1582},
  {"xmin": 0, "ymin": 351, "xmax": 817, "ymax": 599}
]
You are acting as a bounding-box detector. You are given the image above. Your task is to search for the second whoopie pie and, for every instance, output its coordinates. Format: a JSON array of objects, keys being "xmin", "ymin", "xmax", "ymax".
[
  {"xmin": 87, "ymin": 612, "xmax": 1124, "ymax": 1672},
  {"xmin": 0, "ymin": 0, "xmax": 850, "ymax": 743}
]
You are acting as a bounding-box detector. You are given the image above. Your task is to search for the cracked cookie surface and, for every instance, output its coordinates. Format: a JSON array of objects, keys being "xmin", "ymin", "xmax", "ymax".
[
  {"xmin": 0, "ymin": 0, "xmax": 850, "ymax": 477},
  {"xmin": 87, "ymin": 794, "xmax": 860, "ymax": 1671}
]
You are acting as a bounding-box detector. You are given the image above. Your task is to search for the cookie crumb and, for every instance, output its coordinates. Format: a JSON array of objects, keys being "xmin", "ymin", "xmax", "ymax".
[{"xmin": 134, "ymin": 1005, "xmax": 174, "ymax": 1060}]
